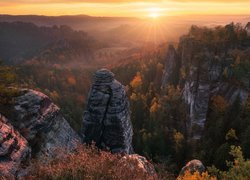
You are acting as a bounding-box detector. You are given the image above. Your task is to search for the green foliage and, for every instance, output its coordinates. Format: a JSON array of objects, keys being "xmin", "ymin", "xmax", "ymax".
[
  {"xmin": 113, "ymin": 53, "xmax": 188, "ymax": 172},
  {"xmin": 17, "ymin": 65, "xmax": 93, "ymax": 132},
  {"xmin": 209, "ymin": 146, "xmax": 250, "ymax": 180},
  {"xmin": 223, "ymin": 146, "xmax": 250, "ymax": 179},
  {"xmin": 0, "ymin": 63, "xmax": 20, "ymax": 106},
  {"xmin": 0, "ymin": 22, "xmax": 248, "ymax": 178},
  {"xmin": 188, "ymin": 23, "xmax": 248, "ymax": 47},
  {"xmin": 225, "ymin": 129, "xmax": 238, "ymax": 141}
]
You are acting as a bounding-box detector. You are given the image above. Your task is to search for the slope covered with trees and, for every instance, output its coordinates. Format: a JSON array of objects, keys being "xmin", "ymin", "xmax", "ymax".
[
  {"xmin": 0, "ymin": 22, "xmax": 101, "ymax": 65},
  {"xmin": 0, "ymin": 21, "xmax": 249, "ymax": 177},
  {"xmin": 111, "ymin": 23, "xmax": 250, "ymax": 174}
]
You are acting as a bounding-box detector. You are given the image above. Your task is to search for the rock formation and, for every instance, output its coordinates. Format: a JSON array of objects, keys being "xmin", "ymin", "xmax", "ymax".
[
  {"xmin": 82, "ymin": 69, "xmax": 133, "ymax": 154},
  {"xmin": 0, "ymin": 114, "xmax": 30, "ymax": 178},
  {"xmin": 246, "ymin": 22, "xmax": 250, "ymax": 36},
  {"xmin": 162, "ymin": 36, "xmax": 249, "ymax": 139},
  {"xmin": 179, "ymin": 159, "xmax": 205, "ymax": 177},
  {"xmin": 162, "ymin": 44, "xmax": 180, "ymax": 87},
  {"xmin": 119, "ymin": 154, "xmax": 157, "ymax": 178},
  {"xmin": 0, "ymin": 89, "xmax": 81, "ymax": 158}
]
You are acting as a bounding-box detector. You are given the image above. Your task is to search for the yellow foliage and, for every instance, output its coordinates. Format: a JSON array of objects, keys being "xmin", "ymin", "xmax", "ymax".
[
  {"xmin": 178, "ymin": 170, "xmax": 216, "ymax": 180},
  {"xmin": 173, "ymin": 131, "xmax": 184, "ymax": 150},
  {"xmin": 225, "ymin": 129, "xmax": 238, "ymax": 141},
  {"xmin": 130, "ymin": 93, "xmax": 138, "ymax": 101}
]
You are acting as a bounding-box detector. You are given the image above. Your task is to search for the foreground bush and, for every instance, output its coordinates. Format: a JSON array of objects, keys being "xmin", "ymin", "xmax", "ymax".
[{"xmin": 27, "ymin": 145, "xmax": 158, "ymax": 180}]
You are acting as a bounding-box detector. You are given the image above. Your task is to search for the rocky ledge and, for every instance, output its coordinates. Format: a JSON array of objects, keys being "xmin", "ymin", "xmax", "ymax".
[
  {"xmin": 17, "ymin": 89, "xmax": 81, "ymax": 156},
  {"xmin": 0, "ymin": 114, "xmax": 30, "ymax": 178},
  {"xmin": 7, "ymin": 89, "xmax": 81, "ymax": 157},
  {"xmin": 82, "ymin": 68, "xmax": 133, "ymax": 154}
]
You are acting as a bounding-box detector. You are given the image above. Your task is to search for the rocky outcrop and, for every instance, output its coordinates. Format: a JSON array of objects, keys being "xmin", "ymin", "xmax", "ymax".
[
  {"xmin": 246, "ymin": 22, "xmax": 250, "ymax": 36},
  {"xmin": 82, "ymin": 69, "xmax": 133, "ymax": 154},
  {"xmin": 179, "ymin": 159, "xmax": 205, "ymax": 177},
  {"xmin": 119, "ymin": 154, "xmax": 157, "ymax": 179},
  {"xmin": 0, "ymin": 114, "xmax": 30, "ymax": 178},
  {"xmin": 0, "ymin": 89, "xmax": 81, "ymax": 158},
  {"xmin": 162, "ymin": 45, "xmax": 180, "ymax": 87},
  {"xmin": 162, "ymin": 36, "xmax": 249, "ymax": 139}
]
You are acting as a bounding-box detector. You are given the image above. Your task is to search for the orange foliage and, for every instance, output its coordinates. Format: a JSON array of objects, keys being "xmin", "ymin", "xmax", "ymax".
[
  {"xmin": 178, "ymin": 170, "xmax": 216, "ymax": 180},
  {"xmin": 67, "ymin": 76, "xmax": 77, "ymax": 86},
  {"xmin": 150, "ymin": 98, "xmax": 160, "ymax": 113},
  {"xmin": 130, "ymin": 72, "xmax": 142, "ymax": 90},
  {"xmin": 150, "ymin": 101, "xmax": 159, "ymax": 113}
]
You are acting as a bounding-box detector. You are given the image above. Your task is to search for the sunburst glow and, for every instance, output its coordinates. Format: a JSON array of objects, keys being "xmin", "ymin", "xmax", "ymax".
[{"xmin": 148, "ymin": 7, "xmax": 161, "ymax": 19}]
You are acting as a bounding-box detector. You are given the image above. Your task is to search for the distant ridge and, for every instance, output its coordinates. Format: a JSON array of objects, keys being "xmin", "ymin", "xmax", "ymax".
[{"xmin": 0, "ymin": 14, "xmax": 139, "ymax": 27}]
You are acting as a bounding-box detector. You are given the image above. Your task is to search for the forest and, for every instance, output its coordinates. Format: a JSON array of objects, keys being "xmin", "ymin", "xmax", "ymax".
[{"xmin": 0, "ymin": 21, "xmax": 250, "ymax": 178}]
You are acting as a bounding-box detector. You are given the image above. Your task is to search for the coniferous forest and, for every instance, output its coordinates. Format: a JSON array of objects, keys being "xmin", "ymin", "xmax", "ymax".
[{"xmin": 0, "ymin": 12, "xmax": 250, "ymax": 179}]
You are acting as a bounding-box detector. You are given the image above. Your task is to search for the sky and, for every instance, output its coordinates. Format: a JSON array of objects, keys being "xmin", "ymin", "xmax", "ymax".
[{"xmin": 0, "ymin": 0, "xmax": 250, "ymax": 17}]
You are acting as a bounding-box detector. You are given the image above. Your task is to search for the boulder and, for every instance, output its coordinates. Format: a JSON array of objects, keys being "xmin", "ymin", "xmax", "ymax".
[
  {"xmin": 119, "ymin": 154, "xmax": 157, "ymax": 179},
  {"xmin": 0, "ymin": 89, "xmax": 81, "ymax": 158},
  {"xmin": 179, "ymin": 159, "xmax": 205, "ymax": 177}
]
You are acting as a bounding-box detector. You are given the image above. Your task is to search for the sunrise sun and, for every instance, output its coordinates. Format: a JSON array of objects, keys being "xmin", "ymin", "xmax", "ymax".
[{"xmin": 148, "ymin": 7, "xmax": 161, "ymax": 18}]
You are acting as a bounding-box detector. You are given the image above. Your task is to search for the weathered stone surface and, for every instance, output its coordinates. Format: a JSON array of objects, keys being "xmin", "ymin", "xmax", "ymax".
[
  {"xmin": 119, "ymin": 154, "xmax": 157, "ymax": 179},
  {"xmin": 162, "ymin": 37, "xmax": 249, "ymax": 140},
  {"xmin": 0, "ymin": 89, "xmax": 81, "ymax": 158},
  {"xmin": 82, "ymin": 68, "xmax": 133, "ymax": 154},
  {"xmin": 0, "ymin": 114, "xmax": 30, "ymax": 179},
  {"xmin": 162, "ymin": 45, "xmax": 179, "ymax": 87},
  {"xmin": 179, "ymin": 159, "xmax": 205, "ymax": 177},
  {"xmin": 246, "ymin": 22, "xmax": 250, "ymax": 36}
]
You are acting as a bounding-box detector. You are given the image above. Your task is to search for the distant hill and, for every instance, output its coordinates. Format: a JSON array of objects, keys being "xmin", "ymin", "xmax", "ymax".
[
  {"xmin": 0, "ymin": 21, "xmax": 102, "ymax": 64},
  {"xmin": 0, "ymin": 14, "xmax": 139, "ymax": 32},
  {"xmin": 1, "ymin": 14, "xmax": 249, "ymax": 45}
]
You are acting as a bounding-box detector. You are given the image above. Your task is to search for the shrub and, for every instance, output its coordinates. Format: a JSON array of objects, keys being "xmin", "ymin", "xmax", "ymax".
[{"xmin": 27, "ymin": 145, "xmax": 157, "ymax": 180}]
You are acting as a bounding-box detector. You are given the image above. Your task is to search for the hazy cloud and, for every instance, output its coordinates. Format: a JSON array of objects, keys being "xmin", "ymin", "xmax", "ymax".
[
  {"xmin": 1, "ymin": 0, "xmax": 249, "ymax": 16},
  {"xmin": 1, "ymin": 0, "xmax": 250, "ymax": 3}
]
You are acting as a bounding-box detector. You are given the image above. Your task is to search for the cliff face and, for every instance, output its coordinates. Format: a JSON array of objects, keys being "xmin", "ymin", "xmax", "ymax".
[
  {"xmin": 10, "ymin": 89, "xmax": 81, "ymax": 156},
  {"xmin": 162, "ymin": 45, "xmax": 179, "ymax": 87},
  {"xmin": 162, "ymin": 36, "xmax": 249, "ymax": 139},
  {"xmin": 0, "ymin": 89, "xmax": 81, "ymax": 177},
  {"xmin": 82, "ymin": 69, "xmax": 133, "ymax": 154},
  {"xmin": 0, "ymin": 89, "xmax": 81, "ymax": 161}
]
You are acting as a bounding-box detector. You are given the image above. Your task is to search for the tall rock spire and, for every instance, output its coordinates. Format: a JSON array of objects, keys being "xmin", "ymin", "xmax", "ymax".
[
  {"xmin": 82, "ymin": 69, "xmax": 133, "ymax": 154},
  {"xmin": 162, "ymin": 44, "xmax": 180, "ymax": 88}
]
